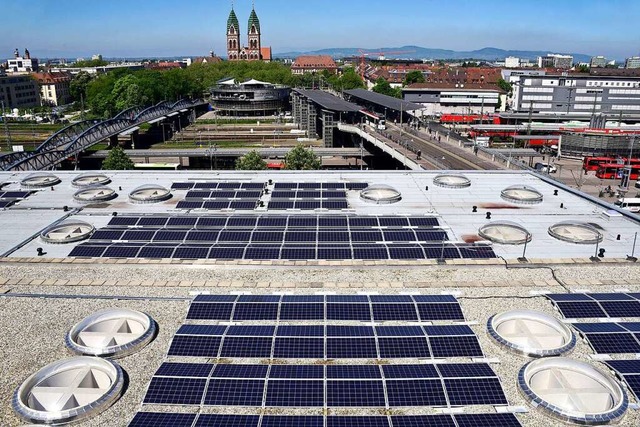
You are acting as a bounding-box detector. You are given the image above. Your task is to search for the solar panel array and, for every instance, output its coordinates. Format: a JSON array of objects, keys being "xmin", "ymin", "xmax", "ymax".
[
  {"xmin": 143, "ymin": 362, "xmax": 506, "ymax": 407},
  {"xmin": 268, "ymin": 182, "xmax": 367, "ymax": 211},
  {"xmin": 187, "ymin": 294, "xmax": 465, "ymax": 322},
  {"xmin": 546, "ymin": 293, "xmax": 640, "ymax": 319},
  {"xmin": 129, "ymin": 412, "xmax": 523, "ymax": 427},
  {"xmin": 573, "ymin": 322, "xmax": 640, "ymax": 354},
  {"xmin": 604, "ymin": 360, "xmax": 640, "ymax": 401},
  {"xmin": 175, "ymin": 184, "xmax": 264, "ymax": 211},
  {"xmin": 0, "ymin": 190, "xmax": 32, "ymax": 208},
  {"xmin": 68, "ymin": 215, "xmax": 497, "ymax": 260},
  {"xmin": 130, "ymin": 293, "xmax": 520, "ymax": 426},
  {"xmin": 168, "ymin": 324, "xmax": 482, "ymax": 359}
]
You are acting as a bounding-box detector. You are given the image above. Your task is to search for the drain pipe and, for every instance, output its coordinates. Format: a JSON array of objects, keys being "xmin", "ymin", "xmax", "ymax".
[{"xmin": 0, "ymin": 208, "xmax": 82, "ymax": 258}]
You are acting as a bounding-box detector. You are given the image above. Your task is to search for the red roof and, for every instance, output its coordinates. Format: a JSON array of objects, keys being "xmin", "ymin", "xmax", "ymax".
[
  {"xmin": 261, "ymin": 47, "xmax": 272, "ymax": 61},
  {"xmin": 292, "ymin": 55, "xmax": 337, "ymax": 69},
  {"xmin": 31, "ymin": 72, "xmax": 71, "ymax": 84}
]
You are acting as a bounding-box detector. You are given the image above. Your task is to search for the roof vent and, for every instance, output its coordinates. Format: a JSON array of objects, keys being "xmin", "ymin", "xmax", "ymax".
[
  {"xmin": 40, "ymin": 221, "xmax": 95, "ymax": 244},
  {"xmin": 73, "ymin": 186, "xmax": 117, "ymax": 203},
  {"xmin": 20, "ymin": 173, "xmax": 61, "ymax": 188},
  {"xmin": 72, "ymin": 173, "xmax": 111, "ymax": 187},
  {"xmin": 479, "ymin": 221, "xmax": 532, "ymax": 245},
  {"xmin": 488, "ymin": 310, "xmax": 576, "ymax": 357},
  {"xmin": 519, "ymin": 357, "xmax": 628, "ymax": 425},
  {"xmin": 433, "ymin": 174, "xmax": 471, "ymax": 189},
  {"xmin": 501, "ymin": 185, "xmax": 543, "ymax": 204},
  {"xmin": 66, "ymin": 309, "xmax": 156, "ymax": 358},
  {"xmin": 12, "ymin": 357, "xmax": 124, "ymax": 425},
  {"xmin": 128, "ymin": 184, "xmax": 171, "ymax": 204},
  {"xmin": 360, "ymin": 184, "xmax": 402, "ymax": 204},
  {"xmin": 548, "ymin": 221, "xmax": 604, "ymax": 245}
]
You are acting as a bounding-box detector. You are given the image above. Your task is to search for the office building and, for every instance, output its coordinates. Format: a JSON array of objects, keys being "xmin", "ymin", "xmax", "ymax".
[
  {"xmin": 590, "ymin": 56, "xmax": 607, "ymax": 68},
  {"xmin": 0, "ymin": 74, "xmax": 40, "ymax": 109},
  {"xmin": 6, "ymin": 48, "xmax": 39, "ymax": 74},
  {"xmin": 626, "ymin": 57, "xmax": 640, "ymax": 69},
  {"xmin": 537, "ymin": 54, "xmax": 573, "ymax": 69}
]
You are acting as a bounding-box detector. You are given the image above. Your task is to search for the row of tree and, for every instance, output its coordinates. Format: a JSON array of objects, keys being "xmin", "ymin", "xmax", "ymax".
[
  {"xmin": 72, "ymin": 61, "xmax": 365, "ymax": 119},
  {"xmin": 103, "ymin": 144, "xmax": 322, "ymax": 171}
]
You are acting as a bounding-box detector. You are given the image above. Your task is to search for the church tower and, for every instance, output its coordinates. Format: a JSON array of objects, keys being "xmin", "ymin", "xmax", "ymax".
[
  {"xmin": 247, "ymin": 4, "xmax": 261, "ymax": 61},
  {"xmin": 226, "ymin": 6, "xmax": 241, "ymax": 61}
]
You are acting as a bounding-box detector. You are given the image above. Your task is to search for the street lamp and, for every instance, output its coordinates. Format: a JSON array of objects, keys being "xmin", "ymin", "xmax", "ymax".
[
  {"xmin": 359, "ymin": 142, "xmax": 364, "ymax": 170},
  {"xmin": 206, "ymin": 143, "xmax": 217, "ymax": 171}
]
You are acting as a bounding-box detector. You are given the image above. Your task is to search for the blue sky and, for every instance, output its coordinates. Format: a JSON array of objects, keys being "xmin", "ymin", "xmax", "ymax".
[{"xmin": 0, "ymin": 0, "xmax": 638, "ymax": 59}]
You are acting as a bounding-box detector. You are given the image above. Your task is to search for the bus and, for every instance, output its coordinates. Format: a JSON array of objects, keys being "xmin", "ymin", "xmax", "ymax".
[
  {"xmin": 583, "ymin": 156, "xmax": 640, "ymax": 171},
  {"xmin": 595, "ymin": 164, "xmax": 640, "ymax": 180},
  {"xmin": 615, "ymin": 198, "xmax": 640, "ymax": 213}
]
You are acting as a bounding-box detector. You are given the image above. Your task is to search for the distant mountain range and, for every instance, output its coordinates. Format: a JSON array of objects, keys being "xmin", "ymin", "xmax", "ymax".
[{"xmin": 274, "ymin": 46, "xmax": 593, "ymax": 63}]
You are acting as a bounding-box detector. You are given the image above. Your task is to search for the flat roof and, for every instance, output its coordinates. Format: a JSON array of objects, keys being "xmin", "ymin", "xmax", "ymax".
[
  {"xmin": 293, "ymin": 89, "xmax": 361, "ymax": 112},
  {"xmin": 86, "ymin": 147, "xmax": 370, "ymax": 159},
  {"xmin": 345, "ymin": 88, "xmax": 422, "ymax": 111},
  {"xmin": 0, "ymin": 170, "xmax": 639, "ymax": 261}
]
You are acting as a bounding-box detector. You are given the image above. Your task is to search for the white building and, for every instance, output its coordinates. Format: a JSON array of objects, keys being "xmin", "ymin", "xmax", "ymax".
[
  {"xmin": 625, "ymin": 57, "xmax": 640, "ymax": 69},
  {"xmin": 402, "ymin": 83, "xmax": 506, "ymax": 115},
  {"xmin": 537, "ymin": 54, "xmax": 573, "ymax": 69},
  {"xmin": 32, "ymin": 72, "xmax": 72, "ymax": 106},
  {"xmin": 590, "ymin": 56, "xmax": 607, "ymax": 68},
  {"xmin": 7, "ymin": 48, "xmax": 38, "ymax": 74},
  {"xmin": 504, "ymin": 57, "xmax": 521, "ymax": 68}
]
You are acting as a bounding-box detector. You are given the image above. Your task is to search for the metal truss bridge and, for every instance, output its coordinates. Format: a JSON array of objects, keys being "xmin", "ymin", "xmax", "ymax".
[{"xmin": 0, "ymin": 99, "xmax": 208, "ymax": 171}]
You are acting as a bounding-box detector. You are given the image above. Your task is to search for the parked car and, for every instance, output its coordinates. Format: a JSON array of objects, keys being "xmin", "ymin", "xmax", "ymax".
[{"xmin": 534, "ymin": 162, "xmax": 557, "ymax": 173}]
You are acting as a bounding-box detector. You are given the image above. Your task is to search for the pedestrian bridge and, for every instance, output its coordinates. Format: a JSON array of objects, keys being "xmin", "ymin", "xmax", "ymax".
[{"xmin": 0, "ymin": 99, "xmax": 208, "ymax": 171}]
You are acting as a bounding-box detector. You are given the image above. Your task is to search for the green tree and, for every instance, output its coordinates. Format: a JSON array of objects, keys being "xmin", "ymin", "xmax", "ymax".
[
  {"xmin": 69, "ymin": 71, "xmax": 93, "ymax": 102},
  {"xmin": 235, "ymin": 150, "xmax": 267, "ymax": 170},
  {"xmin": 336, "ymin": 67, "xmax": 365, "ymax": 90},
  {"xmin": 284, "ymin": 144, "xmax": 321, "ymax": 170},
  {"xmin": 497, "ymin": 78, "xmax": 512, "ymax": 94},
  {"xmin": 372, "ymin": 78, "xmax": 401, "ymax": 98},
  {"xmin": 102, "ymin": 146, "xmax": 135, "ymax": 170},
  {"xmin": 72, "ymin": 59, "xmax": 109, "ymax": 68},
  {"xmin": 576, "ymin": 64, "xmax": 590, "ymax": 73},
  {"xmin": 403, "ymin": 70, "xmax": 425, "ymax": 86},
  {"xmin": 113, "ymin": 74, "xmax": 147, "ymax": 112}
]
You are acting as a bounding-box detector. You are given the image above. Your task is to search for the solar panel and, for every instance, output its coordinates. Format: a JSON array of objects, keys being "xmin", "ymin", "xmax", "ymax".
[
  {"xmin": 269, "ymin": 201, "xmax": 295, "ymax": 210},
  {"xmin": 186, "ymin": 230, "xmax": 222, "ymax": 242},
  {"xmin": 277, "ymin": 325, "xmax": 324, "ymax": 337},
  {"xmin": 187, "ymin": 303, "xmax": 233, "ymax": 320},
  {"xmin": 437, "ymin": 363, "xmax": 497, "ymax": 378},
  {"xmin": 279, "ymin": 303, "xmax": 324, "ymax": 320},
  {"xmin": 375, "ymin": 326, "xmax": 424, "ymax": 336},
  {"xmin": 378, "ymin": 337, "xmax": 431, "ymax": 358},
  {"xmin": 195, "ymin": 414, "xmax": 260, "ymax": 427},
  {"xmin": 454, "ymin": 413, "xmax": 522, "ymax": 427},
  {"xmin": 327, "ymin": 325, "xmax": 375, "ymax": 336},
  {"xmin": 327, "ymin": 417, "xmax": 389, "ymax": 427},
  {"xmin": 327, "ymin": 365, "xmax": 381, "ymax": 379},
  {"xmin": 171, "ymin": 183, "xmax": 195, "ymax": 190},
  {"xmin": 429, "ymin": 336, "xmax": 483, "ymax": 358},
  {"xmin": 573, "ymin": 323, "xmax": 627, "ymax": 333},
  {"xmin": 69, "ymin": 245, "xmax": 107, "ymax": 257},
  {"xmin": 408, "ymin": 217, "xmax": 440, "ymax": 227},
  {"xmin": 227, "ymin": 325, "xmax": 276, "ymax": 335},
  {"xmin": 387, "ymin": 246, "xmax": 425, "ymax": 259},
  {"xmin": 168, "ymin": 336, "xmax": 221, "ymax": 357},
  {"xmin": 244, "ymin": 246, "xmax": 281, "ymax": 260},
  {"xmin": 269, "ymin": 365, "xmax": 324, "ymax": 379},
  {"xmin": 155, "ymin": 362, "xmax": 214, "ymax": 378},
  {"xmin": 372, "ymin": 304, "xmax": 419, "ymax": 321},
  {"xmin": 208, "ymin": 246, "xmax": 245, "ymax": 259},
  {"xmin": 273, "ymin": 338, "xmax": 324, "ymax": 358},
  {"xmin": 211, "ymin": 364, "xmax": 268, "ymax": 379},
  {"xmin": 177, "ymin": 201, "xmax": 204, "ymax": 209},
  {"xmin": 554, "ymin": 301, "xmax": 607, "ymax": 318},
  {"xmin": 138, "ymin": 246, "xmax": 176, "ymax": 259},
  {"xmin": 326, "ymin": 380, "xmax": 386, "ymax": 408},
  {"xmin": 444, "ymin": 378, "xmax": 507, "ymax": 406},
  {"xmin": 138, "ymin": 217, "xmax": 168, "ymax": 227},
  {"xmin": 382, "ymin": 364, "xmax": 439, "ymax": 379},
  {"xmin": 143, "ymin": 377, "xmax": 206, "ymax": 405},
  {"xmin": 326, "ymin": 338, "xmax": 378, "ymax": 358},
  {"xmin": 417, "ymin": 303, "xmax": 465, "ymax": 321},
  {"xmin": 601, "ymin": 301, "xmax": 640, "ymax": 317},
  {"xmin": 154, "ymin": 231, "xmax": 187, "ymax": 241},
  {"xmin": 386, "ymin": 379, "xmax": 447, "ymax": 407},
  {"xmin": 173, "ymin": 246, "xmax": 210, "ymax": 259},
  {"xmin": 103, "ymin": 246, "xmax": 141, "ymax": 258},
  {"xmin": 261, "ymin": 416, "xmax": 323, "ymax": 427},
  {"xmin": 108, "ymin": 217, "xmax": 139, "ymax": 226},
  {"xmin": 605, "ymin": 360, "xmax": 640, "ymax": 399},
  {"xmin": 582, "ymin": 333, "xmax": 640, "ymax": 354},
  {"xmin": 220, "ymin": 337, "xmax": 273, "ymax": 358},
  {"xmin": 204, "ymin": 379, "xmax": 265, "ymax": 406},
  {"xmin": 265, "ymin": 380, "xmax": 324, "ymax": 407},
  {"xmin": 353, "ymin": 246, "xmax": 389, "ymax": 260},
  {"xmin": 129, "ymin": 412, "xmax": 197, "ymax": 427},
  {"xmin": 89, "ymin": 230, "xmax": 125, "ymax": 241}
]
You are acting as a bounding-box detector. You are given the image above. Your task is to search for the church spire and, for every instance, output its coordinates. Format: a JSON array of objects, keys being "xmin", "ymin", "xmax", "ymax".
[
  {"xmin": 227, "ymin": 4, "xmax": 239, "ymax": 33},
  {"xmin": 248, "ymin": 3, "xmax": 260, "ymax": 34}
]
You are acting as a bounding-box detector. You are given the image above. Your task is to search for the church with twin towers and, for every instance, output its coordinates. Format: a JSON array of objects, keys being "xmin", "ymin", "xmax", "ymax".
[{"xmin": 226, "ymin": 2, "xmax": 272, "ymax": 62}]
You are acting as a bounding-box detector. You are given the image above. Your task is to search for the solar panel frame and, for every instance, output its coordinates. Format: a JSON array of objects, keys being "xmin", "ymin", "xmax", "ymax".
[
  {"xmin": 204, "ymin": 379, "xmax": 266, "ymax": 406},
  {"xmin": 129, "ymin": 412, "xmax": 197, "ymax": 427},
  {"xmin": 143, "ymin": 377, "xmax": 207, "ymax": 405},
  {"xmin": 167, "ymin": 335, "xmax": 222, "ymax": 358},
  {"xmin": 326, "ymin": 380, "xmax": 386, "ymax": 407},
  {"xmin": 195, "ymin": 414, "xmax": 260, "ymax": 427},
  {"xmin": 265, "ymin": 380, "xmax": 324, "ymax": 407},
  {"xmin": 385, "ymin": 379, "xmax": 448, "ymax": 407}
]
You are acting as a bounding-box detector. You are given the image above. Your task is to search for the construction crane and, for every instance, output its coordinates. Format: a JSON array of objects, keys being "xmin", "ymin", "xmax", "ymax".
[{"xmin": 357, "ymin": 49, "xmax": 414, "ymax": 80}]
